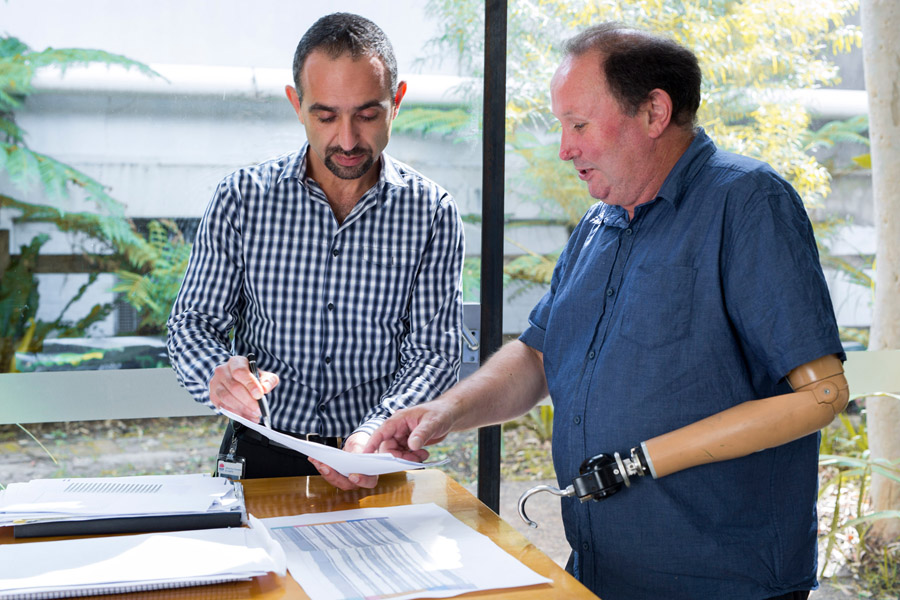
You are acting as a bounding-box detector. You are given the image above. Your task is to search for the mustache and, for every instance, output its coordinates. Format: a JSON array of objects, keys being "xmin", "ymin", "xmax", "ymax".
[{"xmin": 326, "ymin": 147, "xmax": 368, "ymax": 157}]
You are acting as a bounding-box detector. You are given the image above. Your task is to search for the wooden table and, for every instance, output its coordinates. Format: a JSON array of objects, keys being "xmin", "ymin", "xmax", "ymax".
[{"xmin": 1, "ymin": 469, "xmax": 597, "ymax": 599}]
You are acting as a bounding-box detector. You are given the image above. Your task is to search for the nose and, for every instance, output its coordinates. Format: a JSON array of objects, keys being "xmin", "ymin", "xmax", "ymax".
[
  {"xmin": 337, "ymin": 117, "xmax": 358, "ymax": 151},
  {"xmin": 558, "ymin": 130, "xmax": 576, "ymax": 162}
]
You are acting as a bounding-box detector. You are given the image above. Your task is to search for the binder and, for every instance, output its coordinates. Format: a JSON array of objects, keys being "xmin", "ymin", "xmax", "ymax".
[
  {"xmin": 13, "ymin": 508, "xmax": 242, "ymax": 538},
  {"xmin": 1, "ymin": 474, "xmax": 245, "ymax": 539}
]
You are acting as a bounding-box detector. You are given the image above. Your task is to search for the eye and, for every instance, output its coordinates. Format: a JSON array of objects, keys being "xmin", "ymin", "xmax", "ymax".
[
  {"xmin": 316, "ymin": 114, "xmax": 336, "ymax": 124},
  {"xmin": 357, "ymin": 111, "xmax": 378, "ymax": 122},
  {"xmin": 573, "ymin": 123, "xmax": 586, "ymax": 131}
]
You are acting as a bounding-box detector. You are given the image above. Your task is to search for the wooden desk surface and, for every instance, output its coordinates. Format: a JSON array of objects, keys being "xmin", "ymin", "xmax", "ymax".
[{"xmin": 1, "ymin": 470, "xmax": 596, "ymax": 599}]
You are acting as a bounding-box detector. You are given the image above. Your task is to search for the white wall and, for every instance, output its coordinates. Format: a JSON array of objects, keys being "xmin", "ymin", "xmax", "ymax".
[{"xmin": 0, "ymin": 0, "xmax": 455, "ymax": 75}]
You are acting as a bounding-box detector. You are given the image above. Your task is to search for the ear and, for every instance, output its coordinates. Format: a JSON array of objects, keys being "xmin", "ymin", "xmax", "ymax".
[
  {"xmin": 285, "ymin": 85, "xmax": 303, "ymax": 121},
  {"xmin": 643, "ymin": 88, "xmax": 673, "ymax": 139},
  {"xmin": 391, "ymin": 81, "xmax": 408, "ymax": 119}
]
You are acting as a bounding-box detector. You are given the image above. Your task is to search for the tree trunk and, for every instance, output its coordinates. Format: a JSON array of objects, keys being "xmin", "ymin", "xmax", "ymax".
[{"xmin": 860, "ymin": 0, "xmax": 900, "ymax": 545}]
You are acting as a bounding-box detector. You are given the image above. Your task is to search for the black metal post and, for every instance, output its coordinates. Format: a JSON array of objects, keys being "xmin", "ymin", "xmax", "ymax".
[{"xmin": 477, "ymin": 0, "xmax": 507, "ymax": 514}]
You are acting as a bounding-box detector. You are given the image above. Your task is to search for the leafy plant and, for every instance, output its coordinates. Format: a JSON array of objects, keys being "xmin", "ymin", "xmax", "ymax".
[
  {"xmin": 0, "ymin": 35, "xmax": 162, "ymax": 370},
  {"xmin": 1, "ymin": 36, "xmax": 160, "ymax": 255},
  {"xmin": 521, "ymin": 404, "xmax": 554, "ymax": 443},
  {"xmin": 112, "ymin": 219, "xmax": 192, "ymax": 334},
  {"xmin": 818, "ymin": 394, "xmax": 900, "ymax": 589},
  {"xmin": 0, "ymin": 234, "xmax": 113, "ymax": 372},
  {"xmin": 408, "ymin": 0, "xmax": 862, "ymax": 290}
]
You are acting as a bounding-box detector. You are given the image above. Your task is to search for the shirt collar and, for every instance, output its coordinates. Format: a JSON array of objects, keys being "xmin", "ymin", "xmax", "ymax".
[
  {"xmin": 279, "ymin": 143, "xmax": 409, "ymax": 191},
  {"xmin": 655, "ymin": 127, "xmax": 717, "ymax": 209}
]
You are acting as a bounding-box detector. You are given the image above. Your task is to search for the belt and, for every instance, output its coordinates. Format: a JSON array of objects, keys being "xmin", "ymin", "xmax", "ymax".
[{"xmin": 233, "ymin": 422, "xmax": 343, "ymax": 449}]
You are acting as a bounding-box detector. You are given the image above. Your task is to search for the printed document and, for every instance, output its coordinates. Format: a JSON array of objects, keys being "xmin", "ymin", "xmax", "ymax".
[{"xmin": 262, "ymin": 503, "xmax": 551, "ymax": 600}]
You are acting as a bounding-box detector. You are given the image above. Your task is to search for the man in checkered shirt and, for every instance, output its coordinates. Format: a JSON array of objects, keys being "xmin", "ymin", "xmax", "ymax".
[{"xmin": 167, "ymin": 13, "xmax": 464, "ymax": 487}]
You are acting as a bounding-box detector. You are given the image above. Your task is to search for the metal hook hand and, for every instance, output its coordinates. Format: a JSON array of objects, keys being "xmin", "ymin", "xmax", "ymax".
[{"xmin": 517, "ymin": 484, "xmax": 575, "ymax": 528}]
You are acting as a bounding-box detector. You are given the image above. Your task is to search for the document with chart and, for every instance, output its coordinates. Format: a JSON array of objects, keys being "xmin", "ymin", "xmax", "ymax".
[{"xmin": 262, "ymin": 503, "xmax": 550, "ymax": 600}]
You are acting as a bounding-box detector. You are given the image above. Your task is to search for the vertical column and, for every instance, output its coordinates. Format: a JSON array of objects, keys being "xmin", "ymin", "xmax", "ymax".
[{"xmin": 477, "ymin": 0, "xmax": 507, "ymax": 513}]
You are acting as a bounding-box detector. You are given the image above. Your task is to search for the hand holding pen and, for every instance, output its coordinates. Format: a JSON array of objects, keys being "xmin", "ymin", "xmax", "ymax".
[
  {"xmin": 206, "ymin": 354, "xmax": 279, "ymax": 426},
  {"xmin": 247, "ymin": 353, "xmax": 273, "ymax": 429}
]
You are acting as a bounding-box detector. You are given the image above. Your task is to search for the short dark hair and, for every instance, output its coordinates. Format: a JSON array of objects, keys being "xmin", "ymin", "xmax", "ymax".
[
  {"xmin": 292, "ymin": 12, "xmax": 398, "ymax": 104},
  {"xmin": 563, "ymin": 22, "xmax": 701, "ymax": 129}
]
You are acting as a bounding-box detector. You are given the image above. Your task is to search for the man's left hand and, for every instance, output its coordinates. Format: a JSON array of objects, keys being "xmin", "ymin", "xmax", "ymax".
[{"xmin": 309, "ymin": 432, "xmax": 379, "ymax": 490}]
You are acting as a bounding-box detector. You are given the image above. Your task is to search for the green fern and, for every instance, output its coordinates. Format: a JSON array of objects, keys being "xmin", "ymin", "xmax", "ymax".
[
  {"xmin": 394, "ymin": 107, "xmax": 475, "ymax": 140},
  {"xmin": 112, "ymin": 219, "xmax": 192, "ymax": 333},
  {"xmin": 0, "ymin": 35, "xmax": 161, "ymax": 371}
]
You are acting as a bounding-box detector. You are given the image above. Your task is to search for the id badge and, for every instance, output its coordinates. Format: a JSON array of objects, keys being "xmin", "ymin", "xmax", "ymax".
[{"xmin": 216, "ymin": 453, "xmax": 246, "ymax": 480}]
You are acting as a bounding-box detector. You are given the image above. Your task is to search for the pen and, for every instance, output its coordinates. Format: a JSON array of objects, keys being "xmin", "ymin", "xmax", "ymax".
[{"xmin": 246, "ymin": 353, "xmax": 272, "ymax": 429}]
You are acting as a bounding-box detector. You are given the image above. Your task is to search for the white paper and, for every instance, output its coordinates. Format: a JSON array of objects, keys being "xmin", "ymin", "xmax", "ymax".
[
  {"xmin": 221, "ymin": 409, "xmax": 448, "ymax": 476},
  {"xmin": 0, "ymin": 515, "xmax": 285, "ymax": 598},
  {"xmin": 262, "ymin": 503, "xmax": 551, "ymax": 600},
  {"xmin": 0, "ymin": 473, "xmax": 240, "ymax": 526}
]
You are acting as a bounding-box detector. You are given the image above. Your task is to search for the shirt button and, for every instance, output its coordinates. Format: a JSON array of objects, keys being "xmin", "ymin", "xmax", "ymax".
[
  {"xmin": 573, "ymin": 416, "xmax": 581, "ymax": 425},
  {"xmin": 317, "ymin": 404, "xmax": 325, "ymax": 412},
  {"xmin": 327, "ymin": 303, "xmax": 334, "ymax": 311},
  {"xmin": 324, "ymin": 356, "xmax": 332, "ymax": 365},
  {"xmin": 606, "ymin": 288, "xmax": 614, "ymax": 297},
  {"xmin": 624, "ymin": 228, "xmax": 633, "ymax": 236},
  {"xmin": 582, "ymin": 542, "xmax": 590, "ymax": 551},
  {"xmin": 332, "ymin": 248, "xmax": 340, "ymax": 257},
  {"xmin": 588, "ymin": 350, "xmax": 596, "ymax": 360}
]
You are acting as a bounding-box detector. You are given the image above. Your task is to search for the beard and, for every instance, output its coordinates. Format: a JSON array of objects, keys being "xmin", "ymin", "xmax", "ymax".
[{"xmin": 324, "ymin": 147, "xmax": 376, "ymax": 180}]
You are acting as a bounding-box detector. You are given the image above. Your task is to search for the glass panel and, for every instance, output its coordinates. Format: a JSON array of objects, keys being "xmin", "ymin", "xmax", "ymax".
[
  {"xmin": 486, "ymin": 0, "xmax": 869, "ymax": 570},
  {"xmin": 0, "ymin": 2, "xmax": 481, "ymax": 484},
  {"xmin": 0, "ymin": 1, "xmax": 472, "ymax": 374}
]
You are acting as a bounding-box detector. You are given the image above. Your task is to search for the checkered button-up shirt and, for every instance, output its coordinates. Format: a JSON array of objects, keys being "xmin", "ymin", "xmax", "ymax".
[{"xmin": 167, "ymin": 145, "xmax": 464, "ymax": 437}]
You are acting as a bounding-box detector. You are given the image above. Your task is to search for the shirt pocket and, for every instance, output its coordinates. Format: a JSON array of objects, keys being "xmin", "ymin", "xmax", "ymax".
[
  {"xmin": 357, "ymin": 245, "xmax": 418, "ymax": 319},
  {"xmin": 618, "ymin": 264, "xmax": 696, "ymax": 349},
  {"xmin": 362, "ymin": 245, "xmax": 407, "ymax": 268}
]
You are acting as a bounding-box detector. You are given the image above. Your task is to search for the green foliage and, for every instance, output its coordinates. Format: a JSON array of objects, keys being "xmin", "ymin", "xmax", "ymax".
[
  {"xmin": 411, "ymin": 0, "xmax": 861, "ymax": 287},
  {"xmin": 1, "ymin": 36, "xmax": 162, "ymax": 263},
  {"xmin": 0, "ymin": 234, "xmax": 45, "ymax": 372},
  {"xmin": 521, "ymin": 404, "xmax": 554, "ymax": 443},
  {"xmin": 393, "ymin": 106, "xmax": 476, "ymax": 141},
  {"xmin": 112, "ymin": 220, "xmax": 192, "ymax": 334},
  {"xmin": 818, "ymin": 403, "xmax": 900, "ymax": 588},
  {"xmin": 0, "ymin": 34, "xmax": 163, "ymax": 370},
  {"xmin": 0, "ymin": 234, "xmax": 113, "ymax": 372}
]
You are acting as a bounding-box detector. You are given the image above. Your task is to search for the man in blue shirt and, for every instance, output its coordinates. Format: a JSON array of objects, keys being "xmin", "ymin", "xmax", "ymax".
[{"xmin": 365, "ymin": 23, "xmax": 848, "ymax": 600}]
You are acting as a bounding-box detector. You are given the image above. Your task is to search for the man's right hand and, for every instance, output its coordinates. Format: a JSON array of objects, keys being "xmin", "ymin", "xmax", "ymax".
[
  {"xmin": 208, "ymin": 355, "xmax": 279, "ymax": 422},
  {"xmin": 363, "ymin": 401, "xmax": 456, "ymax": 461}
]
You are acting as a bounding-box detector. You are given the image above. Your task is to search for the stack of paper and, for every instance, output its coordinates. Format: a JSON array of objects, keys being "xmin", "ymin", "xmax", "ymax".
[
  {"xmin": 0, "ymin": 516, "xmax": 286, "ymax": 599},
  {"xmin": 0, "ymin": 473, "xmax": 244, "ymax": 537}
]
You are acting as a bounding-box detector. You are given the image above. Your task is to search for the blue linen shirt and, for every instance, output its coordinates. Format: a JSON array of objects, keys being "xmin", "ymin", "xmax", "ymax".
[
  {"xmin": 167, "ymin": 145, "xmax": 464, "ymax": 437},
  {"xmin": 519, "ymin": 129, "xmax": 845, "ymax": 600}
]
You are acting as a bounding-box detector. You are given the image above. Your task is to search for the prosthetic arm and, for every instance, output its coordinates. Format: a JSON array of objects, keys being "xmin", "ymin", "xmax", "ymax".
[{"xmin": 518, "ymin": 354, "xmax": 849, "ymax": 527}]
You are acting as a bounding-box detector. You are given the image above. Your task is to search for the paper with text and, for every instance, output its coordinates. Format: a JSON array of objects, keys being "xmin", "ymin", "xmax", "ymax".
[{"xmin": 263, "ymin": 503, "xmax": 551, "ymax": 600}]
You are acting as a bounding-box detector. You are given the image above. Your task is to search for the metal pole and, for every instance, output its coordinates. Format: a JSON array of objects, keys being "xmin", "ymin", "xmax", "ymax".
[{"xmin": 477, "ymin": 0, "xmax": 507, "ymax": 513}]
